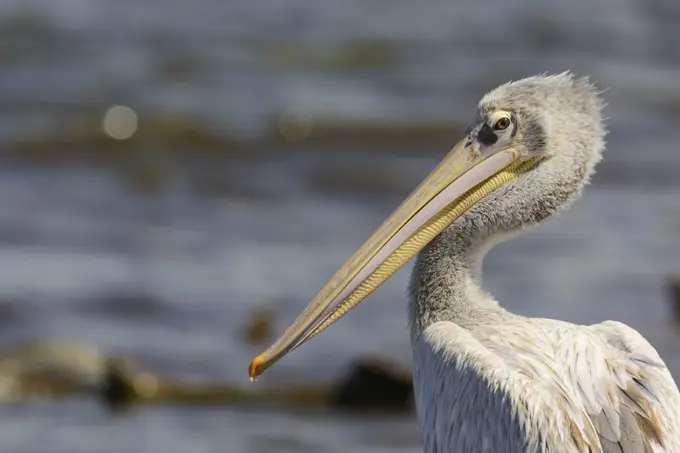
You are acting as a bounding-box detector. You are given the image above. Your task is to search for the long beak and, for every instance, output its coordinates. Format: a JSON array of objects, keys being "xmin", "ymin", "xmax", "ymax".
[{"xmin": 249, "ymin": 137, "xmax": 541, "ymax": 379}]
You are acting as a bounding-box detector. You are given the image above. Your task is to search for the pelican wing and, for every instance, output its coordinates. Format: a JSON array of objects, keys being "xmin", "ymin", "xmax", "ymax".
[
  {"xmin": 586, "ymin": 320, "xmax": 680, "ymax": 452},
  {"xmin": 414, "ymin": 321, "xmax": 602, "ymax": 453},
  {"xmin": 415, "ymin": 319, "xmax": 680, "ymax": 453},
  {"xmin": 482, "ymin": 318, "xmax": 680, "ymax": 452}
]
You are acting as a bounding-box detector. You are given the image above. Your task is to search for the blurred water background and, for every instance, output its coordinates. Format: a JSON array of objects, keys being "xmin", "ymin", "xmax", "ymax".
[{"xmin": 0, "ymin": 0, "xmax": 679, "ymax": 451}]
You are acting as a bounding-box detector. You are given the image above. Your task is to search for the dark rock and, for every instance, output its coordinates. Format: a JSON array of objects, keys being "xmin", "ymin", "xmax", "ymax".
[
  {"xmin": 241, "ymin": 305, "xmax": 275, "ymax": 346},
  {"xmin": 331, "ymin": 356, "xmax": 413, "ymax": 412},
  {"xmin": 100, "ymin": 358, "xmax": 136, "ymax": 410},
  {"xmin": 669, "ymin": 275, "xmax": 680, "ymax": 323},
  {"xmin": 100, "ymin": 358, "xmax": 159, "ymax": 411}
]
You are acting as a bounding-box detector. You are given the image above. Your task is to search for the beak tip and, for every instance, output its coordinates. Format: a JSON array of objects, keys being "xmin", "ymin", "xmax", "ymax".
[{"xmin": 248, "ymin": 353, "xmax": 265, "ymax": 380}]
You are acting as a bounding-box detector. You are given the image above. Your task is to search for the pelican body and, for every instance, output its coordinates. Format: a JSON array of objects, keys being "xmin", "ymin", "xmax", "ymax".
[{"xmin": 249, "ymin": 73, "xmax": 680, "ymax": 452}]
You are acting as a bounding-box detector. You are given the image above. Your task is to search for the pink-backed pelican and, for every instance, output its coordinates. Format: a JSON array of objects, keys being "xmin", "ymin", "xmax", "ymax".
[{"xmin": 249, "ymin": 73, "xmax": 680, "ymax": 452}]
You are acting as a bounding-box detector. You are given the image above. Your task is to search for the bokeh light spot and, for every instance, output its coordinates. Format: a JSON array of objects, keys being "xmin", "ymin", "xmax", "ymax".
[{"xmin": 103, "ymin": 105, "xmax": 138, "ymax": 140}]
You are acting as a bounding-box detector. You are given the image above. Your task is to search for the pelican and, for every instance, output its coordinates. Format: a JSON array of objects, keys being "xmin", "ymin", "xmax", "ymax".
[{"xmin": 249, "ymin": 73, "xmax": 680, "ymax": 452}]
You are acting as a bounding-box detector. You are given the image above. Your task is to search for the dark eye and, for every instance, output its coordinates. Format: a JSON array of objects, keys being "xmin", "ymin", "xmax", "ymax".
[{"xmin": 493, "ymin": 117, "xmax": 511, "ymax": 131}]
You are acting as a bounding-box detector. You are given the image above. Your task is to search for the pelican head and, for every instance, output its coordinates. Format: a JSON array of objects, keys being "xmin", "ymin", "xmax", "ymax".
[{"xmin": 249, "ymin": 72, "xmax": 606, "ymax": 379}]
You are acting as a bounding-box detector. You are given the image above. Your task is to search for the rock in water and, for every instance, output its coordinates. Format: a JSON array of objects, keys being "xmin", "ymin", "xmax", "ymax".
[
  {"xmin": 331, "ymin": 356, "xmax": 413, "ymax": 412},
  {"xmin": 669, "ymin": 275, "xmax": 680, "ymax": 324},
  {"xmin": 0, "ymin": 341, "xmax": 106, "ymax": 400},
  {"xmin": 242, "ymin": 305, "xmax": 275, "ymax": 346},
  {"xmin": 100, "ymin": 358, "xmax": 159, "ymax": 411}
]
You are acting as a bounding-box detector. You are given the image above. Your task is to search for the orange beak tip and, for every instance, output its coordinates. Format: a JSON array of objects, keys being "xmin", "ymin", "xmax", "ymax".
[{"xmin": 248, "ymin": 354, "xmax": 264, "ymax": 381}]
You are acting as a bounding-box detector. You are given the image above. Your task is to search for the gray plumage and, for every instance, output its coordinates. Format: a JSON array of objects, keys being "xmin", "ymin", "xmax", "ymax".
[{"xmin": 408, "ymin": 73, "xmax": 680, "ymax": 452}]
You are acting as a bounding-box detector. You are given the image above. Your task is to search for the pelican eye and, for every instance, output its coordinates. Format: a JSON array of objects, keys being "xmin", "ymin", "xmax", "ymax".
[{"xmin": 493, "ymin": 117, "xmax": 511, "ymax": 131}]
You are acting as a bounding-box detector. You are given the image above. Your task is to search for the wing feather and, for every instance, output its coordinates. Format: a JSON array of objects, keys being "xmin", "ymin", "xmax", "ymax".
[
  {"xmin": 588, "ymin": 321, "xmax": 680, "ymax": 452},
  {"xmin": 414, "ymin": 321, "xmax": 601, "ymax": 453},
  {"xmin": 413, "ymin": 318, "xmax": 680, "ymax": 453},
  {"xmin": 517, "ymin": 319, "xmax": 679, "ymax": 452}
]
